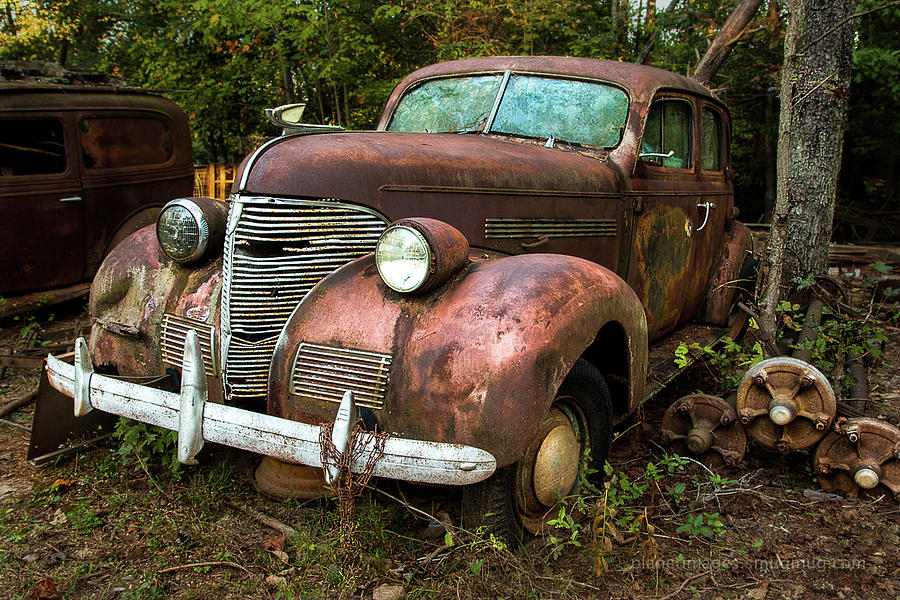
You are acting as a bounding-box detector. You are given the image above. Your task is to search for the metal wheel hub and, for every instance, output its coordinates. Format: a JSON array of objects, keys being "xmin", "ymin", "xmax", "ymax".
[
  {"xmin": 736, "ymin": 357, "xmax": 836, "ymax": 452},
  {"xmin": 814, "ymin": 417, "xmax": 900, "ymax": 497},
  {"xmin": 533, "ymin": 423, "xmax": 580, "ymax": 507},
  {"xmin": 516, "ymin": 407, "xmax": 584, "ymax": 533},
  {"xmin": 661, "ymin": 394, "xmax": 746, "ymax": 468}
]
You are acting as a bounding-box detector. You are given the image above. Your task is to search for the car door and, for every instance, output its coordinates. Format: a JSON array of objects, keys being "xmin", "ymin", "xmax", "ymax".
[
  {"xmin": 77, "ymin": 110, "xmax": 191, "ymax": 272},
  {"xmin": 0, "ymin": 113, "xmax": 85, "ymax": 294},
  {"xmin": 626, "ymin": 94, "xmax": 729, "ymax": 340}
]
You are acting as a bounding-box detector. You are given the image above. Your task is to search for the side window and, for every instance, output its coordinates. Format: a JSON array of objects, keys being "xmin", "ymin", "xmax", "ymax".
[
  {"xmin": 0, "ymin": 119, "xmax": 67, "ymax": 176},
  {"xmin": 641, "ymin": 100, "xmax": 692, "ymax": 169},
  {"xmin": 701, "ymin": 108, "xmax": 723, "ymax": 171},
  {"xmin": 80, "ymin": 116, "xmax": 173, "ymax": 169}
]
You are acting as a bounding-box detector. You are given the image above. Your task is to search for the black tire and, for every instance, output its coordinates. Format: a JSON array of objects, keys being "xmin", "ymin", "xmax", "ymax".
[{"xmin": 461, "ymin": 359, "xmax": 613, "ymax": 542}]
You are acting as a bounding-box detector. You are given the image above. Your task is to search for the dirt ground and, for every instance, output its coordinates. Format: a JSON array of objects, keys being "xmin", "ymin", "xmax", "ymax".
[{"xmin": 1, "ymin": 266, "xmax": 898, "ymax": 599}]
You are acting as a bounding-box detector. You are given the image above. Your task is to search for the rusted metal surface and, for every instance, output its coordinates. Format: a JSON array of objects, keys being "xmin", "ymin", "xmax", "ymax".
[
  {"xmin": 253, "ymin": 456, "xmax": 328, "ymax": 499},
  {"xmin": 736, "ymin": 357, "xmax": 837, "ymax": 452},
  {"xmin": 88, "ymin": 224, "xmax": 225, "ymax": 404},
  {"xmin": 662, "ymin": 394, "xmax": 746, "ymax": 468},
  {"xmin": 701, "ymin": 220, "xmax": 754, "ymax": 327},
  {"xmin": 27, "ymin": 366, "xmax": 117, "ymax": 466},
  {"xmin": 268, "ymin": 252, "xmax": 648, "ymax": 468},
  {"xmin": 240, "ymin": 58, "xmax": 736, "ymax": 343},
  {"xmin": 0, "ymin": 84, "xmax": 192, "ymax": 296},
  {"xmin": 814, "ymin": 418, "xmax": 900, "ymax": 498},
  {"xmin": 49, "ymin": 57, "xmax": 750, "ymax": 492}
]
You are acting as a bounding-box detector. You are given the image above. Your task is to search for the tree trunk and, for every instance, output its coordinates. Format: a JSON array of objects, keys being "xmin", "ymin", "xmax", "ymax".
[
  {"xmin": 758, "ymin": 0, "xmax": 855, "ymax": 338},
  {"xmin": 692, "ymin": 0, "xmax": 764, "ymax": 87}
]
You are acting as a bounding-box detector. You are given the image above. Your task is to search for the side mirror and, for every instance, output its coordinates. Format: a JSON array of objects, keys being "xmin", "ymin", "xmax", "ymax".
[{"xmin": 265, "ymin": 103, "xmax": 307, "ymax": 128}]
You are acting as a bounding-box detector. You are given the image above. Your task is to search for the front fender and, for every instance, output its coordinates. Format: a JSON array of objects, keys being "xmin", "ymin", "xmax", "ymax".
[
  {"xmin": 88, "ymin": 225, "xmax": 224, "ymax": 401},
  {"xmin": 268, "ymin": 253, "xmax": 647, "ymax": 467}
]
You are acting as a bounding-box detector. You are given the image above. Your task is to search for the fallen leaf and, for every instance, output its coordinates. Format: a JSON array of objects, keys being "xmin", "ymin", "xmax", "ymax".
[
  {"xmin": 49, "ymin": 509, "xmax": 67, "ymax": 526},
  {"xmin": 29, "ymin": 575, "xmax": 61, "ymax": 600},
  {"xmin": 270, "ymin": 550, "xmax": 289, "ymax": 564},
  {"xmin": 373, "ymin": 584, "xmax": 404, "ymax": 600},
  {"xmin": 266, "ymin": 575, "xmax": 286, "ymax": 586},
  {"xmin": 19, "ymin": 552, "xmax": 40, "ymax": 563},
  {"xmin": 264, "ymin": 535, "xmax": 286, "ymax": 552}
]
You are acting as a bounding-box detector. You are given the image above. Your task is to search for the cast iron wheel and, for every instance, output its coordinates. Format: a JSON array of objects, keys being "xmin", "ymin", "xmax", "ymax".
[{"xmin": 462, "ymin": 359, "xmax": 613, "ymax": 541}]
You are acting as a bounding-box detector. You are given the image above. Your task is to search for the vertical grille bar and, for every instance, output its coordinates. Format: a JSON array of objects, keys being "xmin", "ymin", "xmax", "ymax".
[{"xmin": 221, "ymin": 197, "xmax": 388, "ymax": 401}]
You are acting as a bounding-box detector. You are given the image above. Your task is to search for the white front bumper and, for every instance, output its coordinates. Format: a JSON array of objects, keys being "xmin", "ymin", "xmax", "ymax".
[{"xmin": 45, "ymin": 334, "xmax": 495, "ymax": 486}]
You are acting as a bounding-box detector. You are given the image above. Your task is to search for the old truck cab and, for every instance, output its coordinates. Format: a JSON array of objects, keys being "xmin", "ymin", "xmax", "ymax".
[{"xmin": 46, "ymin": 57, "xmax": 752, "ymax": 538}]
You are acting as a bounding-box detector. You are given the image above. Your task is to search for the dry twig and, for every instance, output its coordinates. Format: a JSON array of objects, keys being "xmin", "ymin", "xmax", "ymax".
[
  {"xmin": 229, "ymin": 502, "xmax": 298, "ymax": 538},
  {"xmin": 158, "ymin": 561, "xmax": 249, "ymax": 574}
]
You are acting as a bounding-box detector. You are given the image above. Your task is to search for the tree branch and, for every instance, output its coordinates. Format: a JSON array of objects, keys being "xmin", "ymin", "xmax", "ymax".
[{"xmin": 798, "ymin": 0, "xmax": 900, "ymax": 55}]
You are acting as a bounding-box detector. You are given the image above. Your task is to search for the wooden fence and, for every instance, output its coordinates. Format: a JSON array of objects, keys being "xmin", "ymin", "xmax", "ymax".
[{"xmin": 193, "ymin": 164, "xmax": 238, "ymax": 200}]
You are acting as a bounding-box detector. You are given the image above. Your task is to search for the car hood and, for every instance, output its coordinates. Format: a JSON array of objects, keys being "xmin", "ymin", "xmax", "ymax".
[{"xmin": 239, "ymin": 131, "xmax": 624, "ymax": 217}]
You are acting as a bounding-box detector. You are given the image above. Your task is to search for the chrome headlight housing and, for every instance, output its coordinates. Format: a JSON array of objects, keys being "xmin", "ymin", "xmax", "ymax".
[
  {"xmin": 156, "ymin": 197, "xmax": 227, "ymax": 264},
  {"xmin": 375, "ymin": 218, "xmax": 469, "ymax": 294}
]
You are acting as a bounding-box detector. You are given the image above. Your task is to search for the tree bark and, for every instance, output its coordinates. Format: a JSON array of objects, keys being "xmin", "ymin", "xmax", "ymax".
[
  {"xmin": 758, "ymin": 0, "xmax": 855, "ymax": 338},
  {"xmin": 692, "ymin": 0, "xmax": 764, "ymax": 87}
]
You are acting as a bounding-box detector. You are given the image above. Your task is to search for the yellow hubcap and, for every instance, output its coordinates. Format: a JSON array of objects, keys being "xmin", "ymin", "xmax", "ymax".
[{"xmin": 533, "ymin": 422, "xmax": 580, "ymax": 507}]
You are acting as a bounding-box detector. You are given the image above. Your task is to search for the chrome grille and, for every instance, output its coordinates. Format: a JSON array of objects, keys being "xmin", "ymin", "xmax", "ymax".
[
  {"xmin": 222, "ymin": 197, "xmax": 388, "ymax": 401},
  {"xmin": 161, "ymin": 314, "xmax": 218, "ymax": 376},
  {"xmin": 485, "ymin": 218, "xmax": 617, "ymax": 238},
  {"xmin": 291, "ymin": 343, "xmax": 392, "ymax": 410}
]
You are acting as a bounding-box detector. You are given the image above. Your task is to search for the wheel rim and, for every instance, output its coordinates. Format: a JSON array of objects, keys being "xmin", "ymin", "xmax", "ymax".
[{"xmin": 515, "ymin": 401, "xmax": 588, "ymax": 534}]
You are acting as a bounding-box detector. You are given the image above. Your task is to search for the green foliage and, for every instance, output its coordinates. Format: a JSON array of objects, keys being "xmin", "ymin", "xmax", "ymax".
[
  {"xmin": 676, "ymin": 512, "xmax": 725, "ymax": 538},
  {"xmin": 674, "ymin": 336, "xmax": 765, "ymax": 393},
  {"xmin": 546, "ymin": 504, "xmax": 581, "ymax": 559},
  {"xmin": 112, "ymin": 418, "xmax": 183, "ymax": 476}
]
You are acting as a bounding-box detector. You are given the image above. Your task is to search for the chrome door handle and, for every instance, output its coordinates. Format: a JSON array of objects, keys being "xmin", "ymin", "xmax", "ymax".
[
  {"xmin": 59, "ymin": 196, "xmax": 82, "ymax": 203},
  {"xmin": 696, "ymin": 202, "xmax": 717, "ymax": 231}
]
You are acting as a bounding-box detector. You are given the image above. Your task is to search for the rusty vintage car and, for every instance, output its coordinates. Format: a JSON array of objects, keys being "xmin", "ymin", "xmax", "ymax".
[
  {"xmin": 44, "ymin": 57, "xmax": 754, "ymax": 537},
  {"xmin": 0, "ymin": 81, "xmax": 192, "ymax": 311}
]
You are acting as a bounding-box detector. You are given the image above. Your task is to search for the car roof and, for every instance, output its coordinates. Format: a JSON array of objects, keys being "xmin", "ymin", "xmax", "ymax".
[
  {"xmin": 399, "ymin": 56, "xmax": 716, "ymax": 101},
  {"xmin": 0, "ymin": 84, "xmax": 185, "ymax": 114}
]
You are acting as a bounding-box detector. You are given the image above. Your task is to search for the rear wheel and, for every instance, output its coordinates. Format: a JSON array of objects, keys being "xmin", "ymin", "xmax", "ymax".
[{"xmin": 462, "ymin": 359, "xmax": 613, "ymax": 540}]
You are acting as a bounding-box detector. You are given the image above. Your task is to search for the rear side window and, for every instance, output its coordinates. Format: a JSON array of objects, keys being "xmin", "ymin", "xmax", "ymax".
[
  {"xmin": 0, "ymin": 119, "xmax": 66, "ymax": 176},
  {"xmin": 641, "ymin": 100, "xmax": 693, "ymax": 169},
  {"xmin": 80, "ymin": 116, "xmax": 173, "ymax": 169},
  {"xmin": 701, "ymin": 108, "xmax": 723, "ymax": 171}
]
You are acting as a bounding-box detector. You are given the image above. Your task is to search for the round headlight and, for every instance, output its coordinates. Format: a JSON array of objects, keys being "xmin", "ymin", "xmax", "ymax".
[
  {"xmin": 157, "ymin": 199, "xmax": 210, "ymax": 263},
  {"xmin": 375, "ymin": 225, "xmax": 432, "ymax": 293}
]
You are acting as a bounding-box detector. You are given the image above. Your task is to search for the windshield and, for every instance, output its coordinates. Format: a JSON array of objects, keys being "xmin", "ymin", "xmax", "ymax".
[{"xmin": 388, "ymin": 72, "xmax": 629, "ymax": 147}]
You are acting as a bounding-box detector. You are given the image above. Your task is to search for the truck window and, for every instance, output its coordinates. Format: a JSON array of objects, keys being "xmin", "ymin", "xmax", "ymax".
[
  {"xmin": 641, "ymin": 100, "xmax": 693, "ymax": 169},
  {"xmin": 0, "ymin": 119, "xmax": 66, "ymax": 176},
  {"xmin": 701, "ymin": 108, "xmax": 723, "ymax": 171},
  {"xmin": 80, "ymin": 116, "xmax": 173, "ymax": 169}
]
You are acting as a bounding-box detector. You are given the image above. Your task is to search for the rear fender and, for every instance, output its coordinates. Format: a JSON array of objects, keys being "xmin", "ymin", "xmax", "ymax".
[
  {"xmin": 268, "ymin": 253, "xmax": 648, "ymax": 467},
  {"xmin": 701, "ymin": 220, "xmax": 754, "ymax": 327}
]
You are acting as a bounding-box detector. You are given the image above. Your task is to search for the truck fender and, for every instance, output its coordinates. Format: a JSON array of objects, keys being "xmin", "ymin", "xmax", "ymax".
[{"xmin": 267, "ymin": 252, "xmax": 648, "ymax": 467}]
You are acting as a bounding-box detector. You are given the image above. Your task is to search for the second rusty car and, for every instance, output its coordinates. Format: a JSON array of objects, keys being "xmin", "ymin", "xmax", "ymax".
[
  {"xmin": 46, "ymin": 56, "xmax": 754, "ymax": 538},
  {"xmin": 0, "ymin": 78, "xmax": 192, "ymax": 311}
]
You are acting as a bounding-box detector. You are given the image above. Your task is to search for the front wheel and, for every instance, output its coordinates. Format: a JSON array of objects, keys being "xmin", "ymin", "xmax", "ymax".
[{"xmin": 462, "ymin": 359, "xmax": 613, "ymax": 540}]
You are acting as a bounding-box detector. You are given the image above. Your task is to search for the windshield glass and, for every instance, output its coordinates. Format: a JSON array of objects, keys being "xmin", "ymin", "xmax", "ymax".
[
  {"xmin": 388, "ymin": 73, "xmax": 629, "ymax": 147},
  {"xmin": 388, "ymin": 75, "xmax": 503, "ymax": 133}
]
